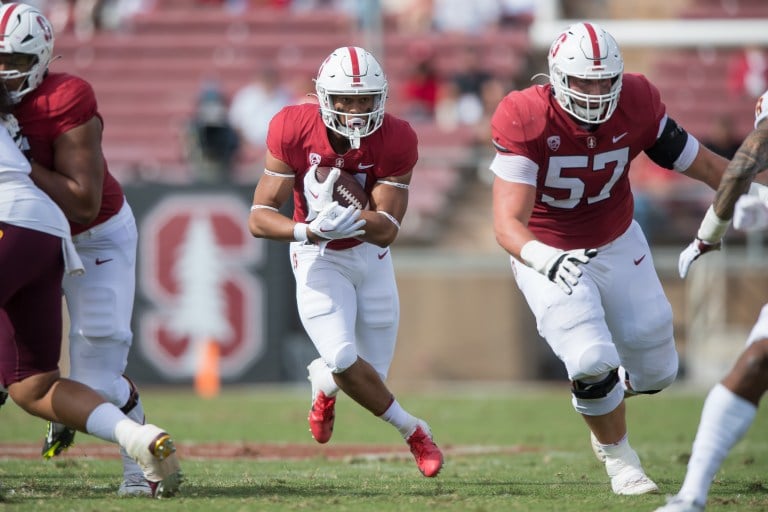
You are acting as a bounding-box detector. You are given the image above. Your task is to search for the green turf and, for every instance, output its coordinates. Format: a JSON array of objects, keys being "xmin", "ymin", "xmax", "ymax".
[{"xmin": 0, "ymin": 385, "xmax": 766, "ymax": 511}]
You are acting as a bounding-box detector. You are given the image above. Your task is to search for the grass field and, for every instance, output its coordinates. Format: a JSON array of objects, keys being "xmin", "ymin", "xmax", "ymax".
[{"xmin": 0, "ymin": 384, "xmax": 766, "ymax": 511}]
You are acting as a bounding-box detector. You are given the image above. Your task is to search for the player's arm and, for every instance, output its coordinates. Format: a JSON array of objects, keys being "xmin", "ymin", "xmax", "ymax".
[
  {"xmin": 358, "ymin": 170, "xmax": 411, "ymax": 248},
  {"xmin": 492, "ymin": 176, "xmax": 537, "ymax": 258},
  {"xmin": 248, "ymin": 149, "xmax": 300, "ymax": 242},
  {"xmin": 491, "ymin": 154, "xmax": 596, "ymax": 295},
  {"xmin": 678, "ymin": 118, "xmax": 768, "ymax": 277},
  {"xmin": 28, "ymin": 116, "xmax": 105, "ymax": 224},
  {"xmin": 711, "ymin": 120, "xmax": 768, "ymax": 218}
]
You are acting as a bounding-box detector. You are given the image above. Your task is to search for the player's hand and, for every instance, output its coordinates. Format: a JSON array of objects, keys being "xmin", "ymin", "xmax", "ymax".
[
  {"xmin": 678, "ymin": 238, "xmax": 721, "ymax": 278},
  {"xmin": 733, "ymin": 194, "xmax": 768, "ymax": 231},
  {"xmin": 542, "ymin": 248, "xmax": 598, "ymax": 295},
  {"xmin": 304, "ymin": 165, "xmax": 339, "ymax": 221},
  {"xmin": 0, "ymin": 113, "xmax": 28, "ymax": 152},
  {"xmin": 308, "ymin": 202, "xmax": 366, "ymax": 254}
]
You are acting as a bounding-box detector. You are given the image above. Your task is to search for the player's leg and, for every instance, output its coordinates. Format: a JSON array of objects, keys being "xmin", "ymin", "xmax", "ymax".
[
  {"xmin": 292, "ymin": 242, "xmax": 352, "ymax": 443},
  {"xmin": 58, "ymin": 205, "xmax": 150, "ymax": 496},
  {"xmin": 0, "ymin": 226, "xmax": 181, "ymax": 498},
  {"xmin": 513, "ymin": 254, "xmax": 657, "ymax": 495},
  {"xmin": 657, "ymin": 308, "xmax": 768, "ymax": 512}
]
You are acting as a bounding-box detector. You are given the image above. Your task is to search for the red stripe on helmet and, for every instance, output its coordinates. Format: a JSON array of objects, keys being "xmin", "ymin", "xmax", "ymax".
[
  {"xmin": 347, "ymin": 46, "xmax": 361, "ymax": 83},
  {"xmin": 0, "ymin": 3, "xmax": 20, "ymax": 42},
  {"xmin": 583, "ymin": 23, "xmax": 601, "ymax": 65}
]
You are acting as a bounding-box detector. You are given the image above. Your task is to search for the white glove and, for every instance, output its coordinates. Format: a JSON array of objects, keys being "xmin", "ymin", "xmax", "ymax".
[
  {"xmin": 678, "ymin": 205, "xmax": 729, "ymax": 278},
  {"xmin": 733, "ymin": 194, "xmax": 768, "ymax": 231},
  {"xmin": 308, "ymin": 202, "xmax": 366, "ymax": 255},
  {"xmin": 678, "ymin": 238, "xmax": 721, "ymax": 278},
  {"xmin": 520, "ymin": 240, "xmax": 597, "ymax": 295},
  {"xmin": 1, "ymin": 113, "xmax": 28, "ymax": 151},
  {"xmin": 303, "ymin": 165, "xmax": 339, "ymax": 221}
]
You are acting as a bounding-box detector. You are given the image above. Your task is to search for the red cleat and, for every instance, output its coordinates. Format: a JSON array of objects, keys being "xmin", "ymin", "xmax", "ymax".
[
  {"xmin": 406, "ymin": 421, "xmax": 444, "ymax": 477},
  {"xmin": 308, "ymin": 391, "xmax": 336, "ymax": 444}
]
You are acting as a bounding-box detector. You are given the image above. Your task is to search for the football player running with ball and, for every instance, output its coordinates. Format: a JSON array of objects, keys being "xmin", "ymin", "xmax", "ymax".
[
  {"xmin": 654, "ymin": 91, "xmax": 768, "ymax": 512},
  {"xmin": 0, "ymin": 3, "xmax": 153, "ymax": 496},
  {"xmin": 488, "ymin": 22, "xmax": 734, "ymax": 495},
  {"xmin": 248, "ymin": 46, "xmax": 443, "ymax": 477}
]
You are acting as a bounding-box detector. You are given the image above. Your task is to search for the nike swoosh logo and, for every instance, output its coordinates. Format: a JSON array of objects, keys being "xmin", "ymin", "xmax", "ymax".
[
  {"xmin": 612, "ymin": 132, "xmax": 628, "ymax": 143},
  {"xmin": 95, "ymin": 258, "xmax": 113, "ymax": 265},
  {"xmin": 378, "ymin": 250, "xmax": 389, "ymax": 260},
  {"xmin": 633, "ymin": 254, "xmax": 646, "ymax": 265},
  {"xmin": 358, "ymin": 163, "xmax": 375, "ymax": 169},
  {"xmin": 308, "ymin": 188, "xmax": 319, "ymax": 199}
]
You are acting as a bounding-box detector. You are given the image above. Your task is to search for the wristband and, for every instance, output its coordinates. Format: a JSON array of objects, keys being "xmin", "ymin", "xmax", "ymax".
[
  {"xmin": 293, "ymin": 222, "xmax": 308, "ymax": 242},
  {"xmin": 696, "ymin": 205, "xmax": 730, "ymax": 243}
]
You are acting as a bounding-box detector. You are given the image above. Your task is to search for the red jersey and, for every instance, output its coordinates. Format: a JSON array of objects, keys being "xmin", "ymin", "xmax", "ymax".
[
  {"xmin": 15, "ymin": 72, "xmax": 124, "ymax": 235},
  {"xmin": 267, "ymin": 102, "xmax": 418, "ymax": 250},
  {"xmin": 491, "ymin": 73, "xmax": 665, "ymax": 249}
]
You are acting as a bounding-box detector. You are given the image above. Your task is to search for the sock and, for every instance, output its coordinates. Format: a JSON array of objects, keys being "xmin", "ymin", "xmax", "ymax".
[
  {"xmin": 379, "ymin": 399, "xmax": 418, "ymax": 437},
  {"xmin": 310, "ymin": 359, "xmax": 340, "ymax": 398},
  {"xmin": 85, "ymin": 402, "xmax": 127, "ymax": 443},
  {"xmin": 597, "ymin": 433, "xmax": 629, "ymax": 456},
  {"xmin": 678, "ymin": 383, "xmax": 757, "ymax": 505}
]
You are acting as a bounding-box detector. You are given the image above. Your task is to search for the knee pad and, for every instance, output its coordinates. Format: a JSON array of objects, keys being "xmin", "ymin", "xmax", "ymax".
[
  {"xmin": 625, "ymin": 353, "xmax": 678, "ymax": 394},
  {"xmin": 571, "ymin": 369, "xmax": 624, "ymax": 416},
  {"xmin": 327, "ymin": 342, "xmax": 358, "ymax": 373}
]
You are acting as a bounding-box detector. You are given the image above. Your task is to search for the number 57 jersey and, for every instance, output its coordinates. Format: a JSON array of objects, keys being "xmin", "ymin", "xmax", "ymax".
[{"xmin": 490, "ymin": 73, "xmax": 667, "ymax": 250}]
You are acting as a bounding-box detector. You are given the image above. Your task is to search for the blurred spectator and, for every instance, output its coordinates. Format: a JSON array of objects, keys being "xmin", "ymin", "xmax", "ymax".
[
  {"xmin": 382, "ymin": 0, "xmax": 433, "ymax": 33},
  {"xmin": 400, "ymin": 52, "xmax": 441, "ymax": 122},
  {"xmin": 727, "ymin": 46, "xmax": 768, "ymax": 99},
  {"xmin": 32, "ymin": 0, "xmax": 154, "ymax": 38},
  {"xmin": 431, "ymin": 0, "xmax": 500, "ymax": 34},
  {"xmin": 703, "ymin": 115, "xmax": 742, "ymax": 159},
  {"xmin": 228, "ymin": 66, "xmax": 294, "ymax": 153},
  {"xmin": 183, "ymin": 82, "xmax": 241, "ymax": 183},
  {"xmin": 498, "ymin": 0, "xmax": 534, "ymax": 27}
]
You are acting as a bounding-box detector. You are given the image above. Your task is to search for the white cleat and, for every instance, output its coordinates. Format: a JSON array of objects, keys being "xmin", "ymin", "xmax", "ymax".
[
  {"xmin": 124, "ymin": 423, "xmax": 183, "ymax": 498},
  {"xmin": 654, "ymin": 495, "xmax": 705, "ymax": 512},
  {"xmin": 605, "ymin": 446, "xmax": 659, "ymax": 495}
]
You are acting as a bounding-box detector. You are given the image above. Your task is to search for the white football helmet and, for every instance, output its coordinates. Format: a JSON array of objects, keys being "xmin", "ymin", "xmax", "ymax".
[
  {"xmin": 548, "ymin": 22, "xmax": 623, "ymax": 124},
  {"xmin": 0, "ymin": 2, "xmax": 54, "ymax": 102},
  {"xmin": 315, "ymin": 46, "xmax": 387, "ymax": 149}
]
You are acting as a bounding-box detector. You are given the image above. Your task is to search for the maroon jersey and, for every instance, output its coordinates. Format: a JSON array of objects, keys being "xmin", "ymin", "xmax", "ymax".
[
  {"xmin": 267, "ymin": 102, "xmax": 418, "ymax": 250},
  {"xmin": 491, "ymin": 73, "xmax": 664, "ymax": 249},
  {"xmin": 15, "ymin": 72, "xmax": 124, "ymax": 236}
]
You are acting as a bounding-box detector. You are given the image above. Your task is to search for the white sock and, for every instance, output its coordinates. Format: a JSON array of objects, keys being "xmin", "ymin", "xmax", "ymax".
[
  {"xmin": 311, "ymin": 360, "xmax": 339, "ymax": 398},
  {"xmin": 598, "ymin": 433, "xmax": 629, "ymax": 456},
  {"xmin": 678, "ymin": 383, "xmax": 757, "ymax": 505},
  {"xmin": 85, "ymin": 402, "xmax": 128, "ymax": 443},
  {"xmin": 379, "ymin": 399, "xmax": 417, "ymax": 437}
]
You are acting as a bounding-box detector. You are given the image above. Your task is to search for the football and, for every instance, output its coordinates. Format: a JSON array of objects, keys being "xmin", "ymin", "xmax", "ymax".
[{"xmin": 315, "ymin": 166, "xmax": 368, "ymax": 210}]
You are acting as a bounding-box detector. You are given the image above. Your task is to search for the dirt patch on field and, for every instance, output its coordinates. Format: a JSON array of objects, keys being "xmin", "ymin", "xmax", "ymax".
[{"xmin": 0, "ymin": 442, "xmax": 537, "ymax": 461}]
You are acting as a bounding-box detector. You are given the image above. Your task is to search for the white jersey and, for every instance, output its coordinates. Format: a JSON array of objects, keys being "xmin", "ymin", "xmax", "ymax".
[{"xmin": 0, "ymin": 123, "xmax": 83, "ymax": 275}]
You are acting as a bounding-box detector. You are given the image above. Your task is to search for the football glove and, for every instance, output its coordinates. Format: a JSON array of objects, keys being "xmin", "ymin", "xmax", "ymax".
[
  {"xmin": 521, "ymin": 241, "xmax": 597, "ymax": 295},
  {"xmin": 678, "ymin": 205, "xmax": 729, "ymax": 278},
  {"xmin": 733, "ymin": 194, "xmax": 768, "ymax": 231},
  {"xmin": 0, "ymin": 113, "xmax": 29, "ymax": 152},
  {"xmin": 308, "ymin": 202, "xmax": 366, "ymax": 255},
  {"xmin": 304, "ymin": 165, "xmax": 339, "ymax": 221}
]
